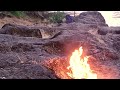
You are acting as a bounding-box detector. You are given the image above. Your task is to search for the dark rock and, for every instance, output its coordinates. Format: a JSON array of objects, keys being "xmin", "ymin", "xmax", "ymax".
[
  {"xmin": 114, "ymin": 30, "xmax": 120, "ymax": 34},
  {"xmin": 19, "ymin": 64, "xmax": 57, "ymax": 79},
  {"xmin": 0, "ymin": 63, "xmax": 58, "ymax": 79},
  {"xmin": 25, "ymin": 11, "xmax": 45, "ymax": 20},
  {"xmin": 75, "ymin": 11, "xmax": 108, "ymax": 26},
  {"xmin": 0, "ymin": 22, "xmax": 119, "ymax": 79},
  {"xmin": 0, "ymin": 12, "xmax": 12, "ymax": 19},
  {"xmin": 0, "ymin": 12, "xmax": 6, "ymax": 19},
  {"xmin": 113, "ymin": 41, "xmax": 120, "ymax": 52},
  {"xmin": 43, "ymin": 29, "xmax": 119, "ymax": 59},
  {"xmin": 0, "ymin": 43, "xmax": 11, "ymax": 53},
  {"xmin": 98, "ymin": 26, "xmax": 120, "ymax": 35},
  {"xmin": 109, "ymin": 27, "xmax": 120, "ymax": 34},
  {"xmin": 102, "ymin": 34, "xmax": 120, "ymax": 53},
  {"xmin": 11, "ymin": 43, "xmax": 35, "ymax": 52},
  {"xmin": 0, "ymin": 53, "xmax": 19, "ymax": 68},
  {"xmin": 40, "ymin": 27, "xmax": 120, "ymax": 79},
  {"xmin": 0, "ymin": 23, "xmax": 42, "ymax": 38},
  {"xmin": 98, "ymin": 27, "xmax": 109, "ymax": 35}
]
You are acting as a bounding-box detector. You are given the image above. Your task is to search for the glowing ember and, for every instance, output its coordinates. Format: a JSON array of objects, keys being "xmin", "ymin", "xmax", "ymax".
[{"xmin": 67, "ymin": 47, "xmax": 97, "ymax": 79}]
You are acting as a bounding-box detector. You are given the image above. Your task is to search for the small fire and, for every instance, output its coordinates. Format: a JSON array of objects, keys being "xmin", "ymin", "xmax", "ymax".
[{"xmin": 67, "ymin": 47, "xmax": 97, "ymax": 79}]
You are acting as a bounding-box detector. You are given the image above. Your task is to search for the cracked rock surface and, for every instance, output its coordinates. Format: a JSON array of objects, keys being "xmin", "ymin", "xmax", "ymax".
[{"xmin": 0, "ymin": 11, "xmax": 120, "ymax": 79}]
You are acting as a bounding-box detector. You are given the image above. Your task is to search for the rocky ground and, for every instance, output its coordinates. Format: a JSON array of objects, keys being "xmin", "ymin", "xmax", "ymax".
[{"xmin": 0, "ymin": 11, "xmax": 120, "ymax": 79}]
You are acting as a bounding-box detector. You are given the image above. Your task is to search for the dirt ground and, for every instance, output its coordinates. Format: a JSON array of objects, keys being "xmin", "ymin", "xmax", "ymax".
[{"xmin": 0, "ymin": 16, "xmax": 52, "ymax": 28}]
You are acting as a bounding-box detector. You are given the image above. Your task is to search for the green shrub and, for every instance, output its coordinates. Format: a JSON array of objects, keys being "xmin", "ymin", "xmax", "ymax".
[
  {"xmin": 49, "ymin": 11, "xmax": 65, "ymax": 23},
  {"xmin": 9, "ymin": 11, "xmax": 26, "ymax": 18}
]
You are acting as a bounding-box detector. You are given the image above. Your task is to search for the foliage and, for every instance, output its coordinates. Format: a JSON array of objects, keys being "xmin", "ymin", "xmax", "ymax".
[
  {"xmin": 48, "ymin": 11, "xmax": 65, "ymax": 23},
  {"xmin": 9, "ymin": 11, "xmax": 26, "ymax": 18}
]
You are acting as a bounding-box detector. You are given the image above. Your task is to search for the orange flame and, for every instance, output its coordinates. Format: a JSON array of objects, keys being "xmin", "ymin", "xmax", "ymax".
[{"xmin": 67, "ymin": 47, "xmax": 97, "ymax": 79}]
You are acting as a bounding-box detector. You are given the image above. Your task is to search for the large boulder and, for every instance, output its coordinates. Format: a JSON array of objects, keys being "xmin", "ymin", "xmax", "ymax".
[
  {"xmin": 98, "ymin": 26, "xmax": 120, "ymax": 35},
  {"xmin": 0, "ymin": 23, "xmax": 42, "ymax": 38},
  {"xmin": 75, "ymin": 11, "xmax": 108, "ymax": 26}
]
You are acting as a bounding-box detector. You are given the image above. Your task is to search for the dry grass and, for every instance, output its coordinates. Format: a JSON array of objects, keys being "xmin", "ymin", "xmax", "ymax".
[{"xmin": 0, "ymin": 16, "xmax": 51, "ymax": 29}]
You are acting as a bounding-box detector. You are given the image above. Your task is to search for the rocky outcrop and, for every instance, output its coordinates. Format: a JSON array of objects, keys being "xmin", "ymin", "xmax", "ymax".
[
  {"xmin": 0, "ymin": 24, "xmax": 119, "ymax": 79},
  {"xmin": 25, "ymin": 11, "xmax": 49, "ymax": 20},
  {"xmin": 75, "ymin": 11, "xmax": 108, "ymax": 26},
  {"xmin": 0, "ymin": 53, "xmax": 57, "ymax": 79},
  {"xmin": 0, "ymin": 11, "xmax": 120, "ymax": 79},
  {"xmin": 98, "ymin": 26, "xmax": 120, "ymax": 35},
  {"xmin": 0, "ymin": 33, "xmax": 58, "ymax": 79},
  {"xmin": 0, "ymin": 12, "xmax": 12, "ymax": 19},
  {"xmin": 41, "ymin": 29, "xmax": 120, "ymax": 79},
  {"xmin": 0, "ymin": 23, "xmax": 42, "ymax": 38}
]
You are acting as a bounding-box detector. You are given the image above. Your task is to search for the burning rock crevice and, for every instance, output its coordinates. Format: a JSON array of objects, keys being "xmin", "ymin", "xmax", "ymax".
[
  {"xmin": 0, "ymin": 11, "xmax": 120, "ymax": 79},
  {"xmin": 39, "ymin": 29, "xmax": 120, "ymax": 79},
  {"xmin": 41, "ymin": 53, "xmax": 120, "ymax": 79},
  {"xmin": 41, "ymin": 56, "xmax": 71, "ymax": 79}
]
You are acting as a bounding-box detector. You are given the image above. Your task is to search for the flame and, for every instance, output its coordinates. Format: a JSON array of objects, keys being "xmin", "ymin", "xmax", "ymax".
[{"xmin": 67, "ymin": 47, "xmax": 97, "ymax": 79}]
